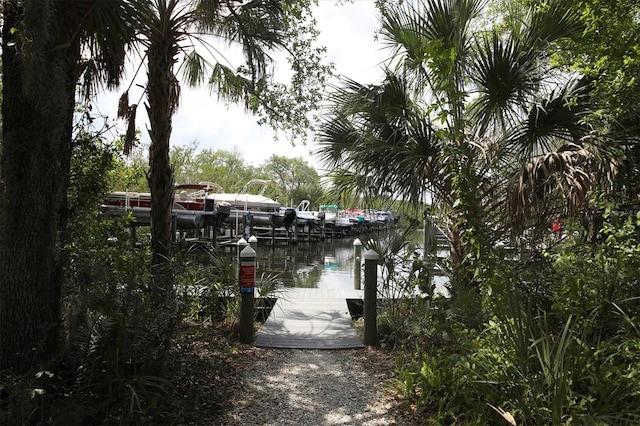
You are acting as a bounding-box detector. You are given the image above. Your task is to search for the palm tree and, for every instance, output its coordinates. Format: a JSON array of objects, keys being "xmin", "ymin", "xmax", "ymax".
[
  {"xmin": 317, "ymin": 0, "xmax": 603, "ymax": 288},
  {"xmin": 116, "ymin": 0, "xmax": 328, "ymax": 373},
  {"xmin": 0, "ymin": 0, "xmax": 136, "ymax": 372}
]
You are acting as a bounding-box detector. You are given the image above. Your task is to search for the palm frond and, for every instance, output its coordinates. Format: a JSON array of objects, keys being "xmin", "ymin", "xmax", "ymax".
[
  {"xmin": 507, "ymin": 144, "xmax": 594, "ymax": 229},
  {"xmin": 468, "ymin": 32, "xmax": 541, "ymax": 135},
  {"xmin": 179, "ymin": 50, "xmax": 210, "ymax": 87},
  {"xmin": 69, "ymin": 0, "xmax": 138, "ymax": 98},
  {"xmin": 317, "ymin": 70, "xmax": 446, "ymax": 205},
  {"xmin": 379, "ymin": 0, "xmax": 484, "ymax": 94},
  {"xmin": 503, "ymin": 77, "xmax": 594, "ymax": 160},
  {"xmin": 524, "ymin": 0, "xmax": 584, "ymax": 50}
]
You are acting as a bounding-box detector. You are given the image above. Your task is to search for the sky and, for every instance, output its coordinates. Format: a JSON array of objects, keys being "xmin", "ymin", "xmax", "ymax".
[{"xmin": 97, "ymin": 1, "xmax": 389, "ymax": 172}]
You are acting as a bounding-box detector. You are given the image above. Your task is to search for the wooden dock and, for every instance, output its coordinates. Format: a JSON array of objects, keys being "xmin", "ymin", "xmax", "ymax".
[{"xmin": 254, "ymin": 288, "xmax": 365, "ymax": 349}]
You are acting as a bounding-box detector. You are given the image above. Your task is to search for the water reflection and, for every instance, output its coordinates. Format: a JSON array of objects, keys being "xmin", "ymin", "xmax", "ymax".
[
  {"xmin": 255, "ymin": 237, "xmax": 358, "ymax": 289},
  {"xmin": 223, "ymin": 229, "xmax": 450, "ymax": 293}
]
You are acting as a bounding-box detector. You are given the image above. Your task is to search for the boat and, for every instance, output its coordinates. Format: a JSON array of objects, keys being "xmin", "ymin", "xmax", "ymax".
[
  {"xmin": 204, "ymin": 179, "xmax": 296, "ymax": 229},
  {"xmin": 374, "ymin": 210, "xmax": 398, "ymax": 224},
  {"xmin": 102, "ymin": 182, "xmax": 231, "ymax": 229},
  {"xmin": 174, "ymin": 181, "xmax": 231, "ymax": 228},
  {"xmin": 293, "ymin": 200, "xmax": 325, "ymax": 226},
  {"xmin": 319, "ymin": 204, "xmax": 353, "ymax": 230}
]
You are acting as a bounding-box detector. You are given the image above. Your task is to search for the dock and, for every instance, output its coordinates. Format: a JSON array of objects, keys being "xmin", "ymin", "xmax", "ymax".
[{"xmin": 254, "ymin": 288, "xmax": 365, "ymax": 349}]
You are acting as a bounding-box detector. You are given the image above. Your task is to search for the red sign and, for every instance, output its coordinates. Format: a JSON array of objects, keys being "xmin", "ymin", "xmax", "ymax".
[{"xmin": 240, "ymin": 261, "xmax": 255, "ymax": 292}]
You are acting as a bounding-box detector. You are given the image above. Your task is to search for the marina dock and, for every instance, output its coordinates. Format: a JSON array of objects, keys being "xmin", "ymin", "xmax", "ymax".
[{"xmin": 254, "ymin": 288, "xmax": 365, "ymax": 349}]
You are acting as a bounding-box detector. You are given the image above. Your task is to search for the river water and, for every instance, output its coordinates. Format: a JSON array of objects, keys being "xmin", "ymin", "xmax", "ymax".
[
  {"xmin": 252, "ymin": 235, "xmax": 363, "ymax": 289},
  {"xmin": 241, "ymin": 229, "xmax": 449, "ymax": 291}
]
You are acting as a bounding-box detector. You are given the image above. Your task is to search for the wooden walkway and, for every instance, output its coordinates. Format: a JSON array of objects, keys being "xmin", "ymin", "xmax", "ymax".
[{"xmin": 254, "ymin": 288, "xmax": 365, "ymax": 349}]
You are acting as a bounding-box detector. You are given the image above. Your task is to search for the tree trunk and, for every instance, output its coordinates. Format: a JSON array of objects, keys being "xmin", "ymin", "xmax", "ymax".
[
  {"xmin": 0, "ymin": 1, "xmax": 73, "ymax": 373},
  {"xmin": 143, "ymin": 35, "xmax": 178, "ymax": 376}
]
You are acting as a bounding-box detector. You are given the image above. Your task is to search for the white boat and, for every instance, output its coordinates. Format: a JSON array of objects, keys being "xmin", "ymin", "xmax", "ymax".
[
  {"xmin": 374, "ymin": 210, "xmax": 397, "ymax": 224},
  {"xmin": 294, "ymin": 200, "xmax": 325, "ymax": 226},
  {"xmin": 204, "ymin": 179, "xmax": 296, "ymax": 228},
  {"xmin": 319, "ymin": 204, "xmax": 352, "ymax": 230}
]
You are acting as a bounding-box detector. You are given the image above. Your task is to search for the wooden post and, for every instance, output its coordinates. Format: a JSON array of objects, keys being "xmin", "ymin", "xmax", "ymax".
[
  {"xmin": 211, "ymin": 225, "xmax": 218, "ymax": 247},
  {"xmin": 270, "ymin": 215, "xmax": 275, "ymax": 246},
  {"xmin": 353, "ymin": 238, "xmax": 362, "ymax": 290},
  {"xmin": 171, "ymin": 213, "xmax": 177, "ymax": 242},
  {"xmin": 363, "ymin": 248, "xmax": 379, "ymax": 346},
  {"xmin": 239, "ymin": 245, "xmax": 256, "ymax": 344},
  {"xmin": 128, "ymin": 226, "xmax": 136, "ymax": 248}
]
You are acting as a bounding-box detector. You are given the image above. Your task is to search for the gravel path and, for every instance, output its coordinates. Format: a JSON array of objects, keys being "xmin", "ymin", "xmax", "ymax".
[{"xmin": 219, "ymin": 347, "xmax": 415, "ymax": 425}]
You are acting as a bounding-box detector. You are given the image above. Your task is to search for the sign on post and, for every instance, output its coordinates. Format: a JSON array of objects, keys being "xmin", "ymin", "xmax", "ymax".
[
  {"xmin": 240, "ymin": 254, "xmax": 256, "ymax": 293},
  {"xmin": 239, "ymin": 245, "xmax": 256, "ymax": 344}
]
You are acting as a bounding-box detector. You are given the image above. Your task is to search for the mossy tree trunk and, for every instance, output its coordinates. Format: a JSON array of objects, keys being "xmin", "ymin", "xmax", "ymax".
[{"xmin": 0, "ymin": 0, "xmax": 74, "ymax": 373}]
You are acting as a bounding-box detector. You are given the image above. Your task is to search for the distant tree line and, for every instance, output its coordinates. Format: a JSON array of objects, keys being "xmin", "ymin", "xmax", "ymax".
[{"xmin": 112, "ymin": 141, "xmax": 326, "ymax": 209}]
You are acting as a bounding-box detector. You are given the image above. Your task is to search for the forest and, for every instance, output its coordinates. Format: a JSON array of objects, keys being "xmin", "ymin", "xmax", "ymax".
[{"xmin": 2, "ymin": 0, "xmax": 640, "ymax": 424}]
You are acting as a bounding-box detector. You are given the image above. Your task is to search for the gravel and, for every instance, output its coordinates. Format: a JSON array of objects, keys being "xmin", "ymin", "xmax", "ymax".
[{"xmin": 218, "ymin": 347, "xmax": 415, "ymax": 425}]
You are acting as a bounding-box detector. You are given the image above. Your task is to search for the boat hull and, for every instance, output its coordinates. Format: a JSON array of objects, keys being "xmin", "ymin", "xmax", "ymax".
[{"xmin": 102, "ymin": 192, "xmax": 230, "ymax": 229}]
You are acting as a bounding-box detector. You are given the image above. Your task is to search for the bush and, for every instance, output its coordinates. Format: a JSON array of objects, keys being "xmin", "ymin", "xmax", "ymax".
[{"xmin": 392, "ymin": 214, "xmax": 640, "ymax": 424}]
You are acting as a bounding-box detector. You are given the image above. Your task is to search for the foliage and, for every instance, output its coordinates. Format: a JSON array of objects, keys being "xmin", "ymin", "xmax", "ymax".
[
  {"xmin": 108, "ymin": 139, "xmax": 149, "ymax": 192},
  {"xmin": 391, "ymin": 212, "xmax": 640, "ymax": 425},
  {"xmin": 176, "ymin": 242, "xmax": 240, "ymax": 327},
  {"xmin": 316, "ymin": 0, "xmax": 607, "ymax": 290},
  {"xmin": 64, "ymin": 134, "xmax": 173, "ymax": 423},
  {"xmin": 363, "ymin": 227, "xmax": 447, "ymax": 349},
  {"xmin": 170, "ymin": 142, "xmax": 255, "ymax": 192},
  {"xmin": 168, "ymin": 143, "xmax": 326, "ymax": 206},
  {"xmin": 259, "ymin": 155, "xmax": 324, "ymax": 207},
  {"xmin": 555, "ymin": 0, "xmax": 640, "ymax": 134},
  {"xmin": 176, "ymin": 242, "xmax": 289, "ymax": 331}
]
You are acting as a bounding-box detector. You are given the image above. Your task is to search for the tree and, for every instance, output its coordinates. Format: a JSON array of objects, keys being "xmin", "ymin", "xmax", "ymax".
[
  {"xmin": 116, "ymin": 0, "xmax": 331, "ymax": 374},
  {"xmin": 0, "ymin": 61, "xmax": 3, "ymax": 146},
  {"xmin": 555, "ymin": 0, "xmax": 640, "ymax": 204},
  {"xmin": 317, "ymin": 0, "xmax": 600, "ymax": 288},
  {"xmin": 171, "ymin": 144, "xmax": 255, "ymax": 191},
  {"xmin": 1, "ymin": 0, "xmax": 135, "ymax": 372},
  {"xmin": 259, "ymin": 155, "xmax": 324, "ymax": 207}
]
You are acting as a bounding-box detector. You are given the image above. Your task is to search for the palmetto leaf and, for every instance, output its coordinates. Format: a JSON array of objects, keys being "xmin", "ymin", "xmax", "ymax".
[
  {"xmin": 468, "ymin": 33, "xmax": 541, "ymax": 135},
  {"xmin": 504, "ymin": 77, "xmax": 594, "ymax": 160},
  {"xmin": 75, "ymin": 0, "xmax": 138, "ymax": 96},
  {"xmin": 317, "ymin": 70, "xmax": 445, "ymax": 205},
  {"xmin": 380, "ymin": 0, "xmax": 483, "ymax": 94},
  {"xmin": 524, "ymin": 0, "xmax": 584, "ymax": 49}
]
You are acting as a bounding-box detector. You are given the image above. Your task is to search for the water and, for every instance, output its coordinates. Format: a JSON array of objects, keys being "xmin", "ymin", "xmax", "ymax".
[
  {"xmin": 253, "ymin": 236, "xmax": 360, "ymax": 289},
  {"xmin": 245, "ymin": 229, "xmax": 450, "ymax": 292}
]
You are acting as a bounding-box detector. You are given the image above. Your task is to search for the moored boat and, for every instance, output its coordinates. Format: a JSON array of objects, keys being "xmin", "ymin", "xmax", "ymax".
[
  {"xmin": 319, "ymin": 204, "xmax": 353, "ymax": 230},
  {"xmin": 204, "ymin": 179, "xmax": 296, "ymax": 229},
  {"xmin": 102, "ymin": 181, "xmax": 231, "ymax": 229},
  {"xmin": 294, "ymin": 200, "xmax": 325, "ymax": 226}
]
